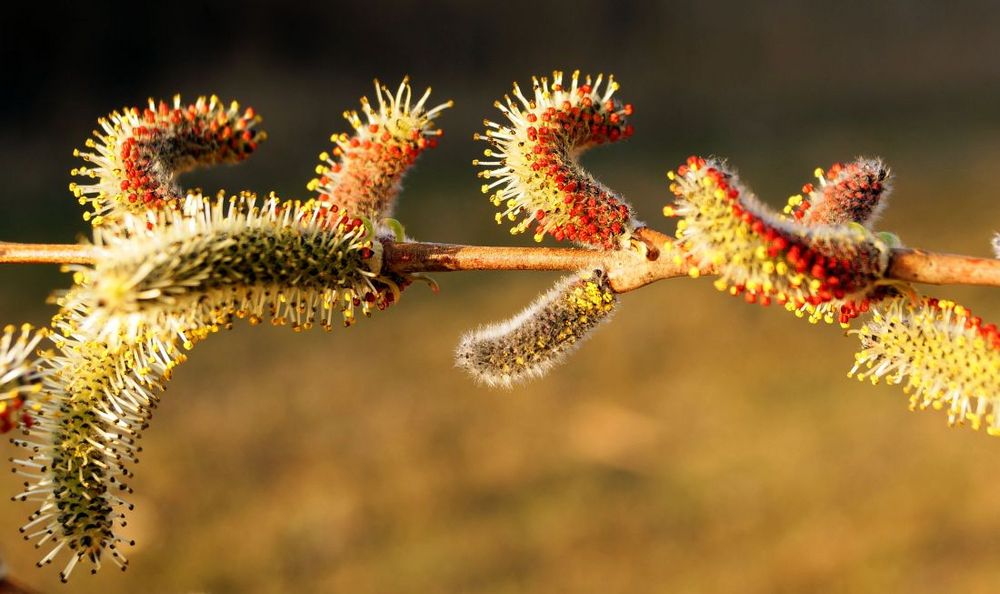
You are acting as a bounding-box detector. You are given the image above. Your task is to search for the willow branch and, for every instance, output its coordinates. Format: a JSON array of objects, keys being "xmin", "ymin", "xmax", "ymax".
[
  {"xmin": 0, "ymin": 242, "xmax": 98, "ymax": 265},
  {"xmin": 2, "ymin": 229, "xmax": 1000, "ymax": 294}
]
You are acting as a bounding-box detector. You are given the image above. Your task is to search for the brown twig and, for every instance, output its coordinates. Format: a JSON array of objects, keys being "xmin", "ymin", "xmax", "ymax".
[
  {"xmin": 0, "ymin": 242, "xmax": 98, "ymax": 265},
  {"xmin": 1, "ymin": 229, "xmax": 999, "ymax": 294}
]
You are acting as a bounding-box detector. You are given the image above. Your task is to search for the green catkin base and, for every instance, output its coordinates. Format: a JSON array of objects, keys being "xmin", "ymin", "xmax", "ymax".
[{"xmin": 456, "ymin": 269, "xmax": 617, "ymax": 388}]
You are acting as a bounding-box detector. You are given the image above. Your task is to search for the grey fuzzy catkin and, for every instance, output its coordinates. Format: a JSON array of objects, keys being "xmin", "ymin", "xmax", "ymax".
[{"xmin": 456, "ymin": 269, "xmax": 617, "ymax": 388}]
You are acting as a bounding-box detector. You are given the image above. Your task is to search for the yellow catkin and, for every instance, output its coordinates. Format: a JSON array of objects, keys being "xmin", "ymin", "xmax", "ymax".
[{"xmin": 850, "ymin": 296, "xmax": 1000, "ymax": 435}]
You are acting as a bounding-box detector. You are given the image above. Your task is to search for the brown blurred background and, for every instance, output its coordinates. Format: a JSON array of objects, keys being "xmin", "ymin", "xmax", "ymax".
[{"xmin": 2, "ymin": 1, "xmax": 1000, "ymax": 592}]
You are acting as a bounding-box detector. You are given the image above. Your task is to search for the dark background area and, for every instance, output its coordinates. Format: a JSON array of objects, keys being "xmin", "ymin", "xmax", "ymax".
[{"xmin": 1, "ymin": 2, "xmax": 999, "ymax": 593}]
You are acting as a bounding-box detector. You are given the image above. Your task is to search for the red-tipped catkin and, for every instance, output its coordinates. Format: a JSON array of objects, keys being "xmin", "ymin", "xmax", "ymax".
[
  {"xmin": 71, "ymin": 95, "xmax": 265, "ymax": 227},
  {"xmin": 476, "ymin": 70, "xmax": 638, "ymax": 249},
  {"xmin": 785, "ymin": 159, "xmax": 891, "ymax": 227},
  {"xmin": 664, "ymin": 156, "xmax": 890, "ymax": 325},
  {"xmin": 307, "ymin": 78, "xmax": 452, "ymax": 223}
]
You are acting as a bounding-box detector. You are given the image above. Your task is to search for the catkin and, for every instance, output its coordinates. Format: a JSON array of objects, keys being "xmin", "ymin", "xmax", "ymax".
[{"xmin": 456, "ymin": 269, "xmax": 617, "ymax": 388}]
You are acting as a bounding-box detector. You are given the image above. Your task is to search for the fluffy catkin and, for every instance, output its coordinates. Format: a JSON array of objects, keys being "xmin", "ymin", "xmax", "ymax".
[
  {"xmin": 476, "ymin": 70, "xmax": 638, "ymax": 249},
  {"xmin": 60, "ymin": 192, "xmax": 407, "ymax": 348},
  {"xmin": 13, "ymin": 308, "xmax": 188, "ymax": 580},
  {"xmin": 307, "ymin": 78, "xmax": 452, "ymax": 222},
  {"xmin": 456, "ymin": 269, "xmax": 617, "ymax": 388},
  {"xmin": 784, "ymin": 159, "xmax": 891, "ymax": 227},
  {"xmin": 665, "ymin": 156, "xmax": 890, "ymax": 326},
  {"xmin": 15, "ymin": 191, "xmax": 413, "ymax": 580},
  {"xmin": 71, "ymin": 95, "xmax": 264, "ymax": 228},
  {"xmin": 849, "ymin": 296, "xmax": 1000, "ymax": 435}
]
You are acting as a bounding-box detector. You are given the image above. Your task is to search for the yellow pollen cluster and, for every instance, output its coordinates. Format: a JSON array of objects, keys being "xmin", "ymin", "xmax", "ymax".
[{"xmin": 850, "ymin": 297, "xmax": 1000, "ymax": 434}]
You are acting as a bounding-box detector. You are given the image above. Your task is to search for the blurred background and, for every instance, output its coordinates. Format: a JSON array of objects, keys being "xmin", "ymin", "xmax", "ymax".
[{"xmin": 2, "ymin": 1, "xmax": 1000, "ymax": 592}]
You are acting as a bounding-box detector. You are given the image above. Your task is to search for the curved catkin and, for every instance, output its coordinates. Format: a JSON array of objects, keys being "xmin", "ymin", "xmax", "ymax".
[
  {"xmin": 476, "ymin": 70, "xmax": 638, "ymax": 249},
  {"xmin": 784, "ymin": 159, "xmax": 891, "ymax": 227},
  {"xmin": 14, "ymin": 189, "xmax": 416, "ymax": 580},
  {"xmin": 307, "ymin": 78, "xmax": 452, "ymax": 222},
  {"xmin": 60, "ymin": 192, "xmax": 408, "ymax": 348},
  {"xmin": 0, "ymin": 324, "xmax": 45, "ymax": 432},
  {"xmin": 13, "ymin": 313, "xmax": 186, "ymax": 581},
  {"xmin": 455, "ymin": 269, "xmax": 617, "ymax": 388},
  {"xmin": 664, "ymin": 156, "xmax": 890, "ymax": 326},
  {"xmin": 849, "ymin": 296, "xmax": 1000, "ymax": 435},
  {"xmin": 993, "ymin": 233, "xmax": 999, "ymax": 258},
  {"xmin": 70, "ymin": 95, "xmax": 265, "ymax": 227}
]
